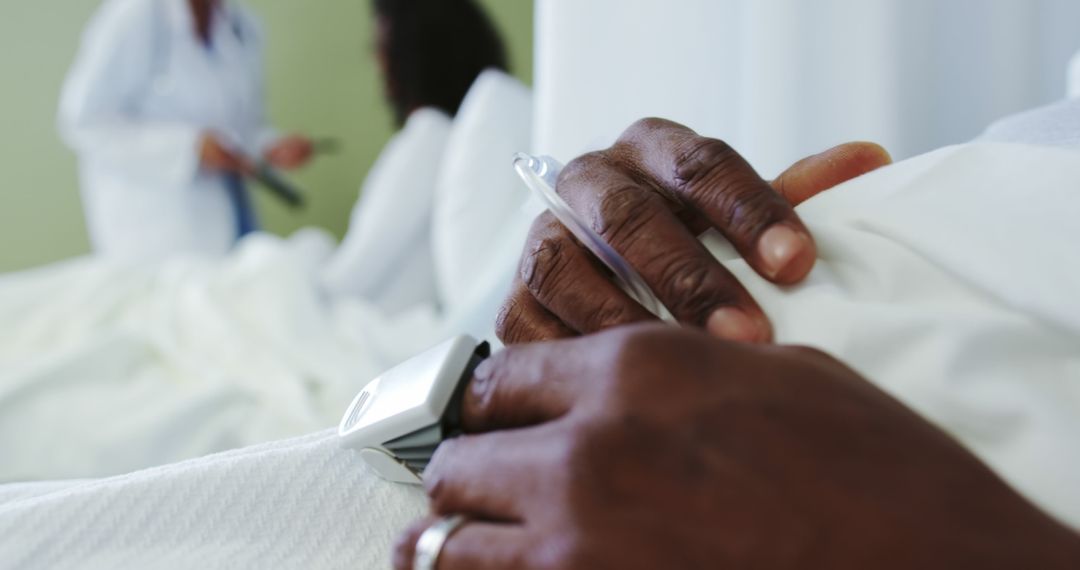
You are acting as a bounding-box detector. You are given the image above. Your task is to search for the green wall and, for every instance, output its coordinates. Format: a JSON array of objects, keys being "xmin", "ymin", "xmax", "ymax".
[{"xmin": 0, "ymin": 0, "xmax": 533, "ymax": 272}]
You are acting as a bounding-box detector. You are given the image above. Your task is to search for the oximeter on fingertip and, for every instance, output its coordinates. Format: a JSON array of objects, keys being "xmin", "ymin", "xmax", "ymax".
[{"xmin": 338, "ymin": 336, "xmax": 490, "ymax": 485}]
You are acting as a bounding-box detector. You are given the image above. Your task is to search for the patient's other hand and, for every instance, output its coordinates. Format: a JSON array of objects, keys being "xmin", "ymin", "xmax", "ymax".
[
  {"xmin": 264, "ymin": 135, "xmax": 314, "ymax": 170},
  {"xmin": 395, "ymin": 326, "xmax": 1080, "ymax": 570},
  {"xmin": 497, "ymin": 118, "xmax": 891, "ymax": 344}
]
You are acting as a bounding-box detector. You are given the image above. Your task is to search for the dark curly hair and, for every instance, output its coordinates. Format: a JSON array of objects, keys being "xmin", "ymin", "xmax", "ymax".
[{"xmin": 373, "ymin": 0, "xmax": 509, "ymax": 126}]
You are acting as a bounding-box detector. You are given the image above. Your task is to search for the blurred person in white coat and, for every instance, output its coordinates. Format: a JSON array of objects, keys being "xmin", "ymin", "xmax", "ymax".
[{"xmin": 59, "ymin": 0, "xmax": 314, "ymax": 262}]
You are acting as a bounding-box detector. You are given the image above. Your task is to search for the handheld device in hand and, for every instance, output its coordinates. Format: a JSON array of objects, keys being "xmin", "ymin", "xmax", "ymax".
[
  {"xmin": 513, "ymin": 153, "xmax": 672, "ymax": 320},
  {"xmin": 251, "ymin": 162, "xmax": 305, "ymax": 208},
  {"xmin": 338, "ymin": 336, "xmax": 490, "ymax": 484},
  {"xmin": 250, "ymin": 138, "xmax": 339, "ymax": 206}
]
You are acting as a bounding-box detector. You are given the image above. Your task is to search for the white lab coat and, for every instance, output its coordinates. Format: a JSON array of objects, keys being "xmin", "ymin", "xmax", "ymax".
[{"xmin": 59, "ymin": 0, "xmax": 277, "ymax": 262}]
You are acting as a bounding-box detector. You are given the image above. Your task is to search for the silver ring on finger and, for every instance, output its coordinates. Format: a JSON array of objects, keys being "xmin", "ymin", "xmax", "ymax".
[{"xmin": 413, "ymin": 514, "xmax": 469, "ymax": 570}]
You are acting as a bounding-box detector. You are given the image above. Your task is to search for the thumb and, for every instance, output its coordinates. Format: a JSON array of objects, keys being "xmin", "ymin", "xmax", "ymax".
[{"xmin": 772, "ymin": 142, "xmax": 892, "ymax": 206}]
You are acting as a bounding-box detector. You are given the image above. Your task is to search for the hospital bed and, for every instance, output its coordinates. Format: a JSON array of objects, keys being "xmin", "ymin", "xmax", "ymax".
[{"xmin": 3, "ymin": 62, "xmax": 1080, "ymax": 567}]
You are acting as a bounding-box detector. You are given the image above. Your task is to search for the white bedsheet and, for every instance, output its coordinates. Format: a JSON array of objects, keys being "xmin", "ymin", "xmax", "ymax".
[
  {"xmin": 0, "ymin": 230, "xmax": 451, "ymax": 481},
  {"xmin": 1, "ymin": 142, "xmax": 1077, "ymax": 569},
  {"xmin": 0, "ymin": 430, "xmax": 427, "ymax": 569},
  {"xmin": 716, "ymin": 142, "xmax": 1080, "ymax": 528}
]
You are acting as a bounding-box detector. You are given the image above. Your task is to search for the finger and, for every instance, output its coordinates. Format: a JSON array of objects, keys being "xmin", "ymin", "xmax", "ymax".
[
  {"xmin": 394, "ymin": 517, "xmax": 531, "ymax": 570},
  {"xmin": 772, "ymin": 142, "xmax": 892, "ymax": 205},
  {"xmin": 610, "ymin": 117, "xmax": 815, "ymax": 285},
  {"xmin": 495, "ymin": 279, "xmax": 577, "ymax": 345},
  {"xmin": 229, "ymin": 151, "xmax": 256, "ymax": 176},
  {"xmin": 462, "ymin": 339, "xmax": 593, "ymax": 432},
  {"xmin": 275, "ymin": 149, "xmax": 294, "ymax": 164},
  {"xmin": 518, "ymin": 213, "xmax": 656, "ymax": 335},
  {"xmin": 299, "ymin": 141, "xmax": 314, "ymax": 161},
  {"xmin": 556, "ymin": 153, "xmax": 772, "ymax": 341},
  {"xmin": 425, "ymin": 426, "xmax": 563, "ymax": 519}
]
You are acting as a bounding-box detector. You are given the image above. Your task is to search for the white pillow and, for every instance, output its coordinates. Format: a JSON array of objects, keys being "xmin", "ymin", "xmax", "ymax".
[
  {"xmin": 432, "ymin": 70, "xmax": 533, "ymax": 310},
  {"xmin": 320, "ymin": 108, "xmax": 452, "ymax": 314}
]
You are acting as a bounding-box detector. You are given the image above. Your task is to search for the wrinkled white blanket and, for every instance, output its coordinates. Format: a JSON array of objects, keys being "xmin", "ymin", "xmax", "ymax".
[
  {"xmin": 0, "ymin": 229, "xmax": 451, "ymax": 481},
  {"xmin": 2, "ymin": 142, "xmax": 1079, "ymax": 569}
]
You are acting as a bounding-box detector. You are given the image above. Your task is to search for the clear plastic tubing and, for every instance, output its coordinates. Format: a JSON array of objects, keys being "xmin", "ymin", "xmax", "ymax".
[{"xmin": 513, "ymin": 153, "xmax": 674, "ymax": 322}]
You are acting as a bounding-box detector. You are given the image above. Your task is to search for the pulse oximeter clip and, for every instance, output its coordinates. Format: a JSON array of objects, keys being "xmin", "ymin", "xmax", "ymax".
[{"xmin": 338, "ymin": 336, "xmax": 490, "ymax": 484}]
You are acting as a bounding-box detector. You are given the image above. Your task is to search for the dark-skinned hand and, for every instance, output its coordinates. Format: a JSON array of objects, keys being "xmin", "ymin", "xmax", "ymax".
[
  {"xmin": 496, "ymin": 118, "xmax": 892, "ymax": 345},
  {"xmin": 395, "ymin": 325, "xmax": 1080, "ymax": 570}
]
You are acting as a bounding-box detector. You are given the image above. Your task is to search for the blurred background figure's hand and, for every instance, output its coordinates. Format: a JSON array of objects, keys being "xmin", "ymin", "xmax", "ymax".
[
  {"xmin": 199, "ymin": 133, "xmax": 254, "ymax": 175},
  {"xmin": 263, "ymin": 135, "xmax": 315, "ymax": 171}
]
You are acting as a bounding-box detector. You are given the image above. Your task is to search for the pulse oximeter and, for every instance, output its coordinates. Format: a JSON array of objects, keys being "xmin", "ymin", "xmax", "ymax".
[{"xmin": 338, "ymin": 336, "xmax": 490, "ymax": 484}]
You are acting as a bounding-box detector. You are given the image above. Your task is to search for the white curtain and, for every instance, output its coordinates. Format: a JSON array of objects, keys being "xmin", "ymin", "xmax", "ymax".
[{"xmin": 533, "ymin": 0, "xmax": 1080, "ymax": 176}]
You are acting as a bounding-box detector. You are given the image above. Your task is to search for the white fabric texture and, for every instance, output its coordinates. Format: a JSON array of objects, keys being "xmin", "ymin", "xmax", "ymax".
[
  {"xmin": 979, "ymin": 98, "xmax": 1080, "ymax": 149},
  {"xmin": 0, "ymin": 430, "xmax": 427, "ymax": 569},
  {"xmin": 534, "ymin": 0, "xmax": 1080, "ymax": 176},
  {"xmin": 59, "ymin": 0, "xmax": 278, "ymax": 260},
  {"xmin": 0, "ymin": 231, "xmax": 450, "ymax": 481},
  {"xmin": 2, "ymin": 142, "xmax": 1078, "ymax": 570},
  {"xmin": 319, "ymin": 108, "xmax": 452, "ymax": 315},
  {"xmin": 432, "ymin": 70, "xmax": 533, "ymax": 310}
]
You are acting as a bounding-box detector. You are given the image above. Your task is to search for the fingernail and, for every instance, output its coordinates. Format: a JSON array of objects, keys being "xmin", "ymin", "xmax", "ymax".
[
  {"xmin": 473, "ymin": 358, "xmax": 493, "ymax": 381},
  {"xmin": 758, "ymin": 224, "xmax": 814, "ymax": 283},
  {"xmin": 706, "ymin": 308, "xmax": 771, "ymax": 343}
]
